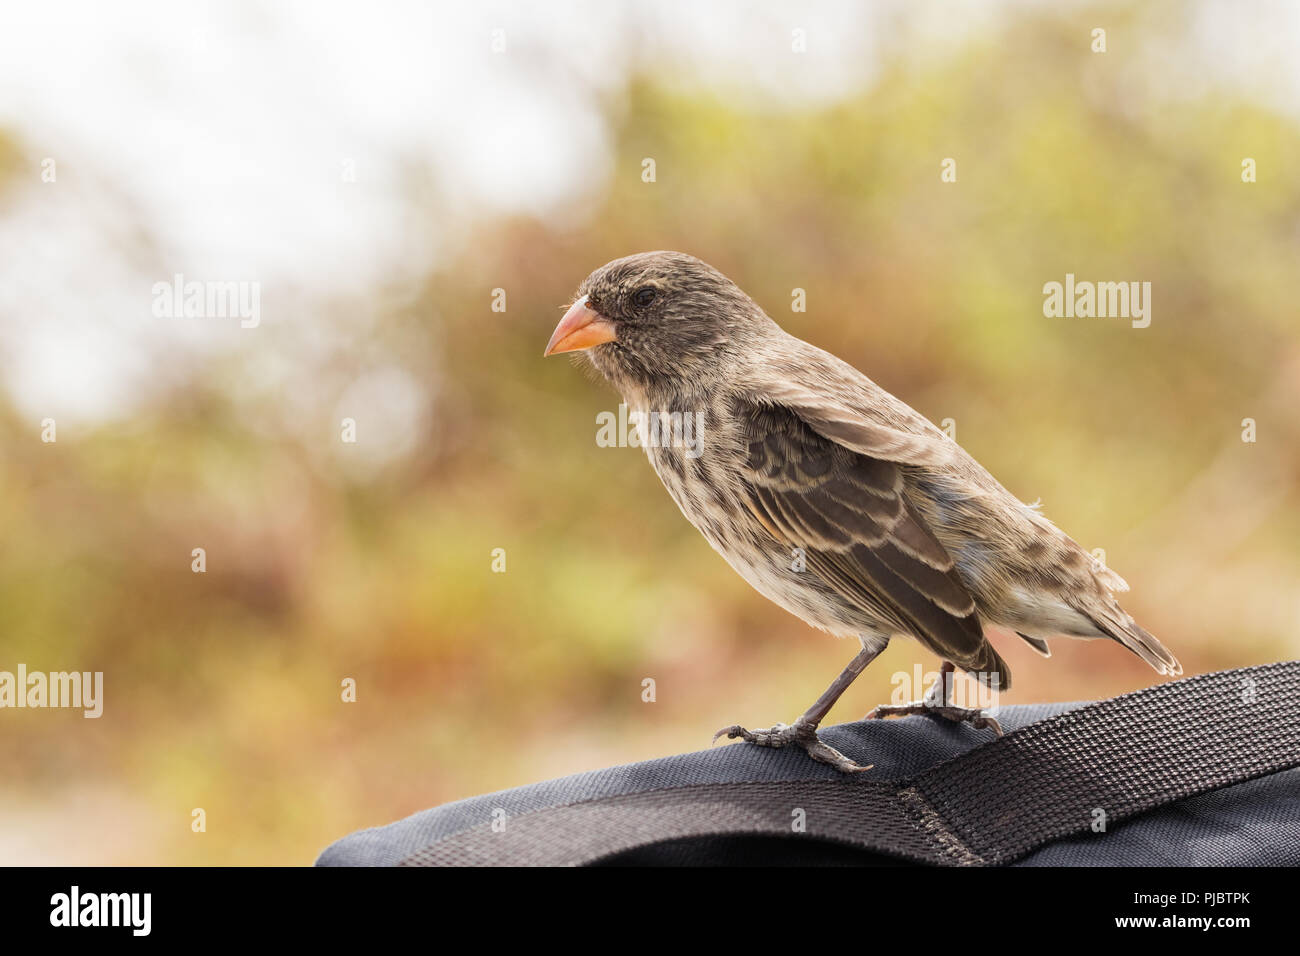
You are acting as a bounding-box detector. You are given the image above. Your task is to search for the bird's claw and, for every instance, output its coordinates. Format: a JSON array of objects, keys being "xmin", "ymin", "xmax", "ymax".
[
  {"xmin": 712, "ymin": 718, "xmax": 874, "ymax": 773},
  {"xmin": 866, "ymin": 702, "xmax": 1004, "ymax": 737},
  {"xmin": 712, "ymin": 724, "xmax": 761, "ymax": 745}
]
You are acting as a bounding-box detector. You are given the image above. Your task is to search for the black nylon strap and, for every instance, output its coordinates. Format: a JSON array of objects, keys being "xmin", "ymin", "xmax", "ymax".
[{"xmin": 399, "ymin": 661, "xmax": 1300, "ymax": 866}]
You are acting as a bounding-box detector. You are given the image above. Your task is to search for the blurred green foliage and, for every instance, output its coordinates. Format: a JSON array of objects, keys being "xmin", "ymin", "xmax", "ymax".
[{"xmin": 1, "ymin": 6, "xmax": 1298, "ymax": 863}]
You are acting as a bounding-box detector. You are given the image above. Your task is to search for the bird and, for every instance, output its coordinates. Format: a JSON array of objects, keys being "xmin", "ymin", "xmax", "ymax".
[{"xmin": 543, "ymin": 250, "xmax": 1180, "ymax": 773}]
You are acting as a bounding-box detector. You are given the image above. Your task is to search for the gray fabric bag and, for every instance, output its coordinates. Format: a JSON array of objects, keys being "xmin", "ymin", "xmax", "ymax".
[{"xmin": 316, "ymin": 662, "xmax": 1300, "ymax": 866}]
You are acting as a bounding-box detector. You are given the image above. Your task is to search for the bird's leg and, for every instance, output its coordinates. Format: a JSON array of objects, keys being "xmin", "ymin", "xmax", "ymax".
[
  {"xmin": 865, "ymin": 661, "xmax": 1004, "ymax": 735},
  {"xmin": 713, "ymin": 644, "xmax": 884, "ymax": 773}
]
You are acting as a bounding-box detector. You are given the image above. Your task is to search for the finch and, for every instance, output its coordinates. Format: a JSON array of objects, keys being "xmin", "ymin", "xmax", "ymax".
[{"xmin": 544, "ymin": 251, "xmax": 1179, "ymax": 772}]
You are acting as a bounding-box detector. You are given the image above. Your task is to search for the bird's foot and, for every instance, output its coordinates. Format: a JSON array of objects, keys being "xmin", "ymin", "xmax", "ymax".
[
  {"xmin": 865, "ymin": 701, "xmax": 1004, "ymax": 736},
  {"xmin": 712, "ymin": 717, "xmax": 873, "ymax": 773}
]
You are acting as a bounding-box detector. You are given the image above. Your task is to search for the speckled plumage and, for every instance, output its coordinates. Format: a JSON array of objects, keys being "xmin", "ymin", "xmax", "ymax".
[{"xmin": 565, "ymin": 251, "xmax": 1180, "ymax": 694}]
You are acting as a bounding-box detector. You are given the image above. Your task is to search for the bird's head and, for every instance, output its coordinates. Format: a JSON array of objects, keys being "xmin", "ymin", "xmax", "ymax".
[{"xmin": 544, "ymin": 251, "xmax": 772, "ymax": 394}]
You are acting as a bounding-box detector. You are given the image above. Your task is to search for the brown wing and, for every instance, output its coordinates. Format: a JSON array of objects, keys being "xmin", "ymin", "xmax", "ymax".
[
  {"xmin": 752, "ymin": 379, "xmax": 959, "ymax": 468},
  {"xmin": 737, "ymin": 399, "xmax": 1009, "ymax": 688}
]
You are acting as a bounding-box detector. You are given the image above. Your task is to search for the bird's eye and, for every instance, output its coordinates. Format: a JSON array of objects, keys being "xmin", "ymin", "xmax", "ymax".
[{"xmin": 631, "ymin": 286, "xmax": 657, "ymax": 309}]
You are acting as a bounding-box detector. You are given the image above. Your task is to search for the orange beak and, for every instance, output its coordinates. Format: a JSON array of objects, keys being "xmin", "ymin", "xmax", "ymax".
[{"xmin": 544, "ymin": 295, "xmax": 617, "ymax": 356}]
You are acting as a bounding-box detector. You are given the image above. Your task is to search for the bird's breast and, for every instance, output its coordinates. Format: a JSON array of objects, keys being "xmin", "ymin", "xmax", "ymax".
[{"xmin": 632, "ymin": 405, "xmax": 857, "ymax": 635}]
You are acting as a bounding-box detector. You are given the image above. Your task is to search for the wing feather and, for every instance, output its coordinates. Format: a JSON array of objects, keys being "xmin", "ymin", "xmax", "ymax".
[{"xmin": 737, "ymin": 398, "xmax": 1009, "ymax": 687}]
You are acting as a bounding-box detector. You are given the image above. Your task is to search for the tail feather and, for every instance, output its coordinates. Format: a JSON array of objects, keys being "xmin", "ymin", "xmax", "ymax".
[
  {"xmin": 1083, "ymin": 607, "xmax": 1181, "ymax": 676},
  {"xmin": 1015, "ymin": 631, "xmax": 1052, "ymax": 657}
]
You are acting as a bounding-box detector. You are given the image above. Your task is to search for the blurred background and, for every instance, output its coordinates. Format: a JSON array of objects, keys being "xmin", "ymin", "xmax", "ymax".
[{"xmin": 1, "ymin": 0, "xmax": 1297, "ymax": 864}]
